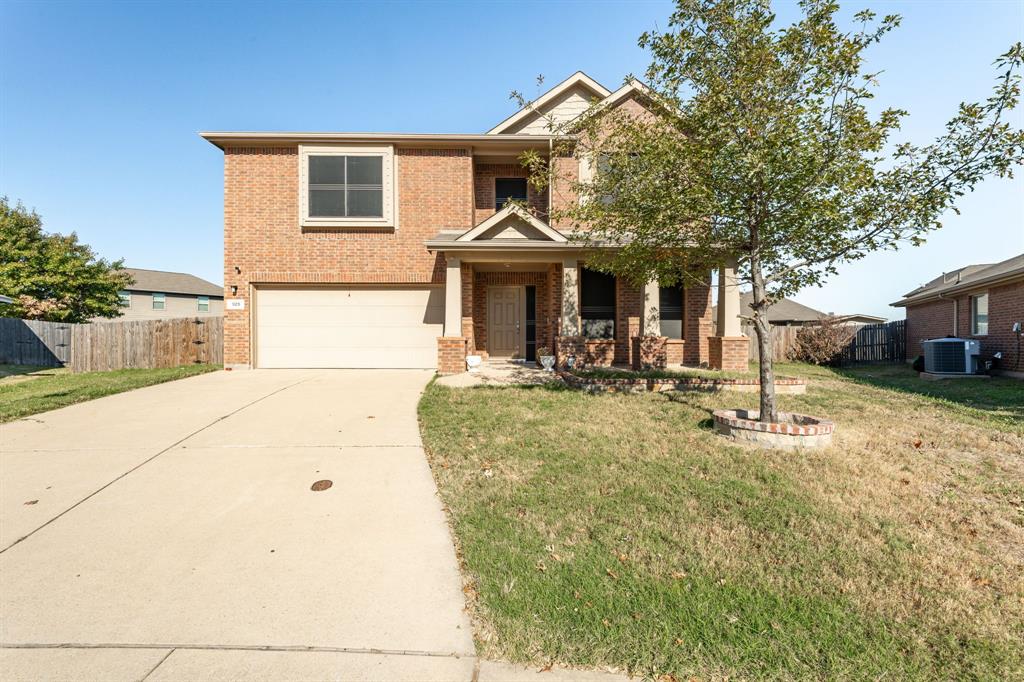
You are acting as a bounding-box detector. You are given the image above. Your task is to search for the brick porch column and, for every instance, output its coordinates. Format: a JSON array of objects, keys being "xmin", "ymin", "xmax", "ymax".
[{"xmin": 710, "ymin": 258, "xmax": 749, "ymax": 371}]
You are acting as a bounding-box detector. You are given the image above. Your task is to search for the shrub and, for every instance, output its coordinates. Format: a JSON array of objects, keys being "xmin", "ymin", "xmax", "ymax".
[{"xmin": 788, "ymin": 317, "xmax": 856, "ymax": 366}]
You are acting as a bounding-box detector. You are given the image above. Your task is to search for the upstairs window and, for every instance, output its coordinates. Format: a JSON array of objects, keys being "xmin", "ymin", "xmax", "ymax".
[
  {"xmin": 581, "ymin": 268, "xmax": 616, "ymax": 339},
  {"xmin": 659, "ymin": 285, "xmax": 684, "ymax": 339},
  {"xmin": 152, "ymin": 293, "xmax": 166, "ymax": 310},
  {"xmin": 118, "ymin": 290, "xmax": 131, "ymax": 308},
  {"xmin": 971, "ymin": 293, "xmax": 988, "ymax": 335},
  {"xmin": 495, "ymin": 178, "xmax": 528, "ymax": 210},
  {"xmin": 299, "ymin": 145, "xmax": 395, "ymax": 228},
  {"xmin": 197, "ymin": 295, "xmax": 210, "ymax": 313}
]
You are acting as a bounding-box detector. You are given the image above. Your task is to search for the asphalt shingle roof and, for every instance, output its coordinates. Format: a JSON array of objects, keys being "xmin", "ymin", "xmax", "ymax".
[
  {"xmin": 121, "ymin": 268, "xmax": 223, "ymax": 297},
  {"xmin": 892, "ymin": 253, "xmax": 1024, "ymax": 306}
]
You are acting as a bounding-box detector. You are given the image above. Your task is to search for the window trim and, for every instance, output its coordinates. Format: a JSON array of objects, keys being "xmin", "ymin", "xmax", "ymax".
[
  {"xmin": 152, "ymin": 292, "xmax": 166, "ymax": 310},
  {"xmin": 197, "ymin": 295, "xmax": 210, "ymax": 313},
  {"xmin": 298, "ymin": 144, "xmax": 397, "ymax": 229},
  {"xmin": 970, "ymin": 292, "xmax": 989, "ymax": 336}
]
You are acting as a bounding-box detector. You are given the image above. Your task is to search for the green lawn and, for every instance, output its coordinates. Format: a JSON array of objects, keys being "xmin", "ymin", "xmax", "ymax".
[
  {"xmin": 0, "ymin": 364, "xmax": 220, "ymax": 423},
  {"xmin": 418, "ymin": 363, "xmax": 1023, "ymax": 680}
]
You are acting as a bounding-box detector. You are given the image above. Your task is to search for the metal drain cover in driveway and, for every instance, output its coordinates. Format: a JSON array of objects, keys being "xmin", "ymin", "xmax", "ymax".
[{"xmin": 310, "ymin": 480, "xmax": 333, "ymax": 491}]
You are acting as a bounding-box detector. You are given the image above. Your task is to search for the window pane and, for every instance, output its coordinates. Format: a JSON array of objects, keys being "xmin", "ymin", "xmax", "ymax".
[
  {"xmin": 659, "ymin": 285, "xmax": 683, "ymax": 338},
  {"xmin": 973, "ymin": 294, "xmax": 988, "ymax": 335},
  {"xmin": 346, "ymin": 189, "xmax": 383, "ymax": 217},
  {"xmin": 309, "ymin": 156, "xmax": 345, "ymax": 184},
  {"xmin": 581, "ymin": 268, "xmax": 616, "ymax": 339},
  {"xmin": 495, "ymin": 178, "xmax": 528, "ymax": 209},
  {"xmin": 310, "ymin": 189, "xmax": 345, "ymax": 217},
  {"xmin": 152, "ymin": 293, "xmax": 165, "ymax": 310},
  {"xmin": 118, "ymin": 291, "xmax": 130, "ymax": 307},
  {"xmin": 346, "ymin": 156, "xmax": 382, "ymax": 185},
  {"xmin": 198, "ymin": 296, "xmax": 209, "ymax": 312}
]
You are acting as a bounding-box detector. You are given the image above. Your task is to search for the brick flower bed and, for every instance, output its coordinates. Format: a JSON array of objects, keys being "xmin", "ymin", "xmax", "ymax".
[
  {"xmin": 713, "ymin": 409, "xmax": 834, "ymax": 449},
  {"xmin": 559, "ymin": 371, "xmax": 807, "ymax": 394}
]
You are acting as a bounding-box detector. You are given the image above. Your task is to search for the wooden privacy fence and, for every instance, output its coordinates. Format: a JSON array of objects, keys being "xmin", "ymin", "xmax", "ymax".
[
  {"xmin": 740, "ymin": 319, "xmax": 906, "ymax": 365},
  {"xmin": 0, "ymin": 318, "xmax": 72, "ymax": 366},
  {"xmin": 840, "ymin": 319, "xmax": 906, "ymax": 365},
  {"xmin": 0, "ymin": 317, "xmax": 222, "ymax": 372}
]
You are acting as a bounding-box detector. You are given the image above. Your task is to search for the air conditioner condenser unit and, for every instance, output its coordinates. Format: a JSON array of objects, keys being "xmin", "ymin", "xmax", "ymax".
[{"xmin": 922, "ymin": 337, "xmax": 981, "ymax": 374}]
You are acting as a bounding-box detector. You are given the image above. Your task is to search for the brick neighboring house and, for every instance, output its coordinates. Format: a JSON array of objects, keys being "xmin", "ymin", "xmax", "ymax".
[
  {"xmin": 201, "ymin": 72, "xmax": 750, "ymax": 372},
  {"xmin": 892, "ymin": 253, "xmax": 1024, "ymax": 370},
  {"xmin": 108, "ymin": 268, "xmax": 224, "ymax": 321}
]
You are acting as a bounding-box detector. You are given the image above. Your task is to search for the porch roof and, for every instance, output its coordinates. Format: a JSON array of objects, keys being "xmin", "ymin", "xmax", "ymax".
[{"xmin": 425, "ymin": 203, "xmax": 617, "ymax": 253}]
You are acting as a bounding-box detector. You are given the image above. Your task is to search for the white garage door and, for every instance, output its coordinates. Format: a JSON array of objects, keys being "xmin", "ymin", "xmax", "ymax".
[{"xmin": 255, "ymin": 287, "xmax": 444, "ymax": 368}]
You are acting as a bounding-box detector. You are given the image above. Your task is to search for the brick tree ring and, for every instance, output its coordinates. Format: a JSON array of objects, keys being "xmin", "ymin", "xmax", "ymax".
[{"xmin": 712, "ymin": 409, "xmax": 834, "ymax": 449}]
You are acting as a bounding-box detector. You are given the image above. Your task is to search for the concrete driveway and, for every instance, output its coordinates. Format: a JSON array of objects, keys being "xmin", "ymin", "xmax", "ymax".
[{"xmin": 0, "ymin": 369, "xmax": 476, "ymax": 680}]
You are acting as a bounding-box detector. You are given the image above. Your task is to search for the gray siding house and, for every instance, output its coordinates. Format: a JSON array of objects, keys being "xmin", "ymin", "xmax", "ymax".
[{"xmin": 110, "ymin": 268, "xmax": 223, "ymax": 321}]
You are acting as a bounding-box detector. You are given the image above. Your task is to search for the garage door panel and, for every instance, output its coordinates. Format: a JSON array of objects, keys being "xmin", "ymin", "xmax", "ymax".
[{"xmin": 255, "ymin": 287, "xmax": 443, "ymax": 369}]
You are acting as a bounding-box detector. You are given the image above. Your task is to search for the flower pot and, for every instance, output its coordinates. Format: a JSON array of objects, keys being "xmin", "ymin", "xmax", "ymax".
[{"xmin": 539, "ymin": 355, "xmax": 556, "ymax": 371}]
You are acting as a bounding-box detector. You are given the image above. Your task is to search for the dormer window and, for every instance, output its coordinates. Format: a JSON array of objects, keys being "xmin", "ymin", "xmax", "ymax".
[{"xmin": 299, "ymin": 145, "xmax": 395, "ymax": 228}]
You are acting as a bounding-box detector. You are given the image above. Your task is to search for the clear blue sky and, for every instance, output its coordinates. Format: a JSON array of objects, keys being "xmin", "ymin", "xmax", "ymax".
[{"xmin": 2, "ymin": 0, "xmax": 1021, "ymax": 319}]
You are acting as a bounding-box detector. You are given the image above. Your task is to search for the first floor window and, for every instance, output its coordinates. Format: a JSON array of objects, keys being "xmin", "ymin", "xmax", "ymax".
[
  {"xmin": 581, "ymin": 268, "xmax": 616, "ymax": 339},
  {"xmin": 495, "ymin": 178, "xmax": 528, "ymax": 209},
  {"xmin": 971, "ymin": 293, "xmax": 988, "ymax": 335},
  {"xmin": 659, "ymin": 285, "xmax": 684, "ymax": 339},
  {"xmin": 118, "ymin": 290, "xmax": 131, "ymax": 308},
  {"xmin": 152, "ymin": 293, "xmax": 166, "ymax": 310},
  {"xmin": 197, "ymin": 295, "xmax": 210, "ymax": 312}
]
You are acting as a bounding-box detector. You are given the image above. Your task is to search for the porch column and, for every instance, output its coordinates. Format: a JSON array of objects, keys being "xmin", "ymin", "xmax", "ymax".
[
  {"xmin": 716, "ymin": 258, "xmax": 741, "ymax": 336},
  {"xmin": 561, "ymin": 257, "xmax": 580, "ymax": 335},
  {"xmin": 710, "ymin": 257, "xmax": 748, "ymax": 371},
  {"xmin": 444, "ymin": 255, "xmax": 462, "ymax": 337},
  {"xmin": 642, "ymin": 279, "xmax": 660, "ymax": 336}
]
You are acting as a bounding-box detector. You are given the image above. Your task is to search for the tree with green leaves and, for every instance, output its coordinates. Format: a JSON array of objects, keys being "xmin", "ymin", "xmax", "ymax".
[
  {"xmin": 523, "ymin": 0, "xmax": 1024, "ymax": 423},
  {"xmin": 0, "ymin": 197, "xmax": 131, "ymax": 322}
]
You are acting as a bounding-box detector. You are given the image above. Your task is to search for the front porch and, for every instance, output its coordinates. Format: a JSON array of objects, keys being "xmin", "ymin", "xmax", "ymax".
[{"xmin": 427, "ymin": 204, "xmax": 749, "ymax": 375}]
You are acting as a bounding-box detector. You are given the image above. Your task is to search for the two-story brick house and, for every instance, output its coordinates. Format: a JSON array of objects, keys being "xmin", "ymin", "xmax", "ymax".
[{"xmin": 201, "ymin": 72, "xmax": 749, "ymax": 372}]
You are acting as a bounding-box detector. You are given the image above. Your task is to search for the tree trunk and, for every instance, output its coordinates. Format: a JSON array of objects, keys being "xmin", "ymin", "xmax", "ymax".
[{"xmin": 748, "ymin": 261, "xmax": 779, "ymax": 423}]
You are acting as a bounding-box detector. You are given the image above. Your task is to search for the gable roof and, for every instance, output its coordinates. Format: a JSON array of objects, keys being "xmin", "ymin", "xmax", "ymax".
[
  {"xmin": 487, "ymin": 71, "xmax": 611, "ymax": 135},
  {"xmin": 121, "ymin": 268, "xmax": 223, "ymax": 297},
  {"xmin": 891, "ymin": 253, "xmax": 1024, "ymax": 307},
  {"xmin": 740, "ymin": 292, "xmax": 826, "ymax": 323},
  {"xmin": 455, "ymin": 204, "xmax": 567, "ymax": 243}
]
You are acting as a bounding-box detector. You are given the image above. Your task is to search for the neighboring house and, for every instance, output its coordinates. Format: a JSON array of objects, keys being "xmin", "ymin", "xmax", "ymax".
[
  {"xmin": 201, "ymin": 72, "xmax": 751, "ymax": 372},
  {"xmin": 716, "ymin": 293, "xmax": 886, "ymax": 327},
  {"xmin": 108, "ymin": 268, "xmax": 224, "ymax": 321},
  {"xmin": 891, "ymin": 253, "xmax": 1024, "ymax": 367}
]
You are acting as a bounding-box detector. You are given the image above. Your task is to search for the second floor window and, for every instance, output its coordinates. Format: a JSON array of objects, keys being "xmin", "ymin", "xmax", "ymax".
[
  {"xmin": 299, "ymin": 145, "xmax": 395, "ymax": 228},
  {"xmin": 495, "ymin": 178, "xmax": 528, "ymax": 210},
  {"xmin": 152, "ymin": 293, "xmax": 166, "ymax": 310},
  {"xmin": 197, "ymin": 296, "xmax": 210, "ymax": 313},
  {"xmin": 309, "ymin": 156, "xmax": 383, "ymax": 218},
  {"xmin": 118, "ymin": 290, "xmax": 131, "ymax": 308}
]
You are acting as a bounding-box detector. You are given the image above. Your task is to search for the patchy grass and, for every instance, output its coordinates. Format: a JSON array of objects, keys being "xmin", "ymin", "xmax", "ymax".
[
  {"xmin": 419, "ymin": 362, "xmax": 1023, "ymax": 680},
  {"xmin": 0, "ymin": 364, "xmax": 219, "ymax": 422}
]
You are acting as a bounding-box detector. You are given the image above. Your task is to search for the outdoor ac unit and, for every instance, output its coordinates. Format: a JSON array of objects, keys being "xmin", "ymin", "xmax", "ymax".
[{"xmin": 922, "ymin": 338, "xmax": 981, "ymax": 374}]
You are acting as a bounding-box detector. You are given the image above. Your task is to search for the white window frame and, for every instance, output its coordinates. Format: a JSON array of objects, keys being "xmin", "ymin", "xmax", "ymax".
[
  {"xmin": 970, "ymin": 292, "xmax": 988, "ymax": 336},
  {"xmin": 197, "ymin": 295, "xmax": 210, "ymax": 312},
  {"xmin": 152, "ymin": 292, "xmax": 166, "ymax": 310},
  {"xmin": 118, "ymin": 290, "xmax": 131, "ymax": 308},
  {"xmin": 298, "ymin": 144, "xmax": 396, "ymax": 229}
]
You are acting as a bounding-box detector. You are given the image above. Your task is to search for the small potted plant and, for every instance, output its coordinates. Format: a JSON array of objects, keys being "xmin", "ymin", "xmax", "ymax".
[{"xmin": 537, "ymin": 346, "xmax": 556, "ymax": 371}]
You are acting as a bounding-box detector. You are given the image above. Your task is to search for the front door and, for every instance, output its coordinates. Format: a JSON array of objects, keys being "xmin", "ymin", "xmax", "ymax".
[{"xmin": 488, "ymin": 287, "xmax": 521, "ymax": 357}]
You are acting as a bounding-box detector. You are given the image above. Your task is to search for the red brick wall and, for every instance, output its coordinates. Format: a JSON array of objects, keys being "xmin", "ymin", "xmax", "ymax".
[
  {"xmin": 437, "ymin": 337, "xmax": 467, "ymax": 374},
  {"xmin": 905, "ymin": 298, "xmax": 955, "ymax": 360},
  {"xmin": 685, "ymin": 278, "xmax": 713, "ymax": 365},
  {"xmin": 905, "ymin": 279, "xmax": 1024, "ymax": 368},
  {"xmin": 473, "ymin": 163, "xmax": 548, "ymax": 225},
  {"xmin": 222, "ymin": 145, "xmax": 472, "ymax": 365}
]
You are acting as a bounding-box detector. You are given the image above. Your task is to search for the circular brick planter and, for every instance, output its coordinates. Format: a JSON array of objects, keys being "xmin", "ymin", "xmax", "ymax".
[
  {"xmin": 559, "ymin": 372, "xmax": 807, "ymax": 395},
  {"xmin": 713, "ymin": 409, "xmax": 834, "ymax": 449}
]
